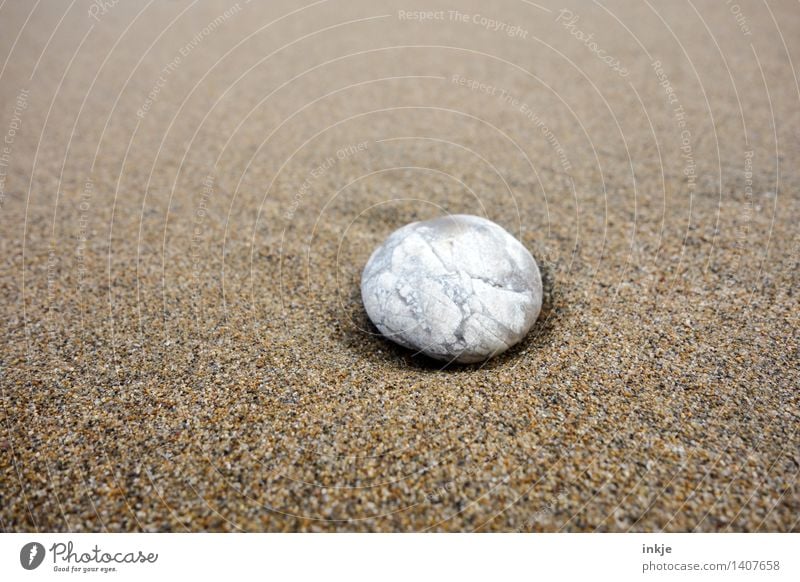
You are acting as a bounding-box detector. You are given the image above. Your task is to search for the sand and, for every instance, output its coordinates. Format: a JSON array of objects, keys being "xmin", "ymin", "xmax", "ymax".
[{"xmin": 1, "ymin": 0, "xmax": 798, "ymax": 532}]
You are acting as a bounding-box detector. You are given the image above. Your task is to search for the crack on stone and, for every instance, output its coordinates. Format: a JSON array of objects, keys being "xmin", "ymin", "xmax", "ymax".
[{"xmin": 361, "ymin": 215, "xmax": 541, "ymax": 363}]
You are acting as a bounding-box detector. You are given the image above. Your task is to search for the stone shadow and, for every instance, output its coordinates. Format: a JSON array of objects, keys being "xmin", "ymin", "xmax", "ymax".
[{"xmin": 336, "ymin": 260, "xmax": 559, "ymax": 373}]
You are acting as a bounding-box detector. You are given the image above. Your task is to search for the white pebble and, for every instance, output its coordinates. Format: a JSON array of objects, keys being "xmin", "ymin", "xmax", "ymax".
[{"xmin": 361, "ymin": 214, "xmax": 542, "ymax": 363}]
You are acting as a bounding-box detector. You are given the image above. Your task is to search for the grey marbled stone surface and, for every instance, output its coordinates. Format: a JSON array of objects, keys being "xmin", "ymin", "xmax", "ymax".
[{"xmin": 361, "ymin": 214, "xmax": 542, "ymax": 364}]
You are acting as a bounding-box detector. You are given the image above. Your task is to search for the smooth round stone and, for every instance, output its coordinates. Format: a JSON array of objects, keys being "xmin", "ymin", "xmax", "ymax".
[{"xmin": 361, "ymin": 214, "xmax": 542, "ymax": 363}]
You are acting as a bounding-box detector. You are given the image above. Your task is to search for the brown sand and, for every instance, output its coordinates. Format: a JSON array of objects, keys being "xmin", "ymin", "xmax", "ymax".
[{"xmin": 1, "ymin": 0, "xmax": 798, "ymax": 532}]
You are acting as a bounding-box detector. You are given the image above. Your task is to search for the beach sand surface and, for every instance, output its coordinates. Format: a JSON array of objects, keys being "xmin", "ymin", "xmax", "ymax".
[{"xmin": 1, "ymin": 0, "xmax": 798, "ymax": 531}]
